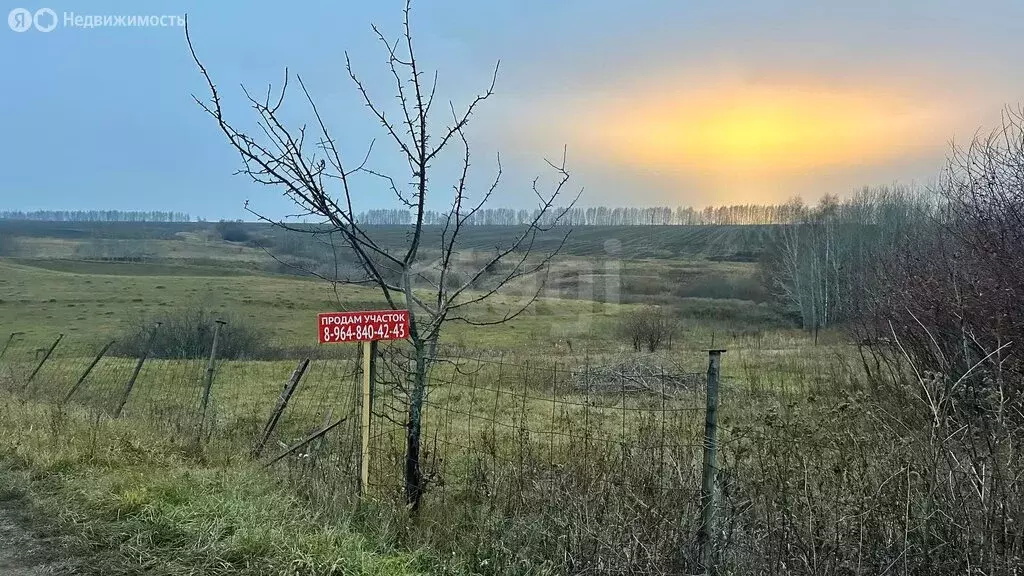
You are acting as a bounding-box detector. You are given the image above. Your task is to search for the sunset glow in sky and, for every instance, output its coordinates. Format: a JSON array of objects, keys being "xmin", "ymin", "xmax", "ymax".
[
  {"xmin": 557, "ymin": 80, "xmax": 957, "ymax": 199},
  {"xmin": 594, "ymin": 87, "xmax": 941, "ymax": 169},
  {"xmin": 2, "ymin": 0, "xmax": 1023, "ymax": 215}
]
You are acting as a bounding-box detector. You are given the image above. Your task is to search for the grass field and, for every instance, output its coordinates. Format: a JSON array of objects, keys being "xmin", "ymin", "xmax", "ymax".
[
  {"xmin": 0, "ymin": 220, "xmax": 773, "ymax": 260},
  {"xmin": 1, "ymin": 220, "xmax": 866, "ymax": 575},
  {"xmin": 0, "ymin": 258, "xmax": 634, "ymax": 352},
  {"xmin": 0, "ymin": 397, "xmax": 435, "ymax": 575},
  {"xmin": 0, "ymin": 224, "xmax": 792, "ymax": 352}
]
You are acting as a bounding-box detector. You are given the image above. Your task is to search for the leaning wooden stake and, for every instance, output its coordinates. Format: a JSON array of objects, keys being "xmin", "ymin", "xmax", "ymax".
[
  {"xmin": 24, "ymin": 333, "xmax": 64, "ymax": 389},
  {"xmin": 698, "ymin": 349, "xmax": 726, "ymax": 575},
  {"xmin": 63, "ymin": 340, "xmax": 115, "ymax": 403},
  {"xmin": 199, "ymin": 320, "xmax": 227, "ymax": 428},
  {"xmin": 253, "ymin": 358, "xmax": 310, "ymax": 458},
  {"xmin": 113, "ymin": 323, "xmax": 161, "ymax": 418}
]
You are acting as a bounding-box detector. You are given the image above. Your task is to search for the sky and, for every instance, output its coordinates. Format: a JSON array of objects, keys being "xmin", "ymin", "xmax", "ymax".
[{"xmin": 1, "ymin": 0, "xmax": 1023, "ymax": 219}]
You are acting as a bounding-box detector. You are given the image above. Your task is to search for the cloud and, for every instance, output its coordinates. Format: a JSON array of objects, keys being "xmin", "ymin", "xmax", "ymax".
[
  {"xmin": 461, "ymin": 0, "xmax": 1024, "ymax": 206},
  {"xmin": 482, "ymin": 63, "xmax": 1014, "ymax": 205}
]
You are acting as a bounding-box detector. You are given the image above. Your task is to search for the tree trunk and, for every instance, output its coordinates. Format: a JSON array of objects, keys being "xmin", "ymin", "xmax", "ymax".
[{"xmin": 404, "ymin": 340, "xmax": 428, "ymax": 511}]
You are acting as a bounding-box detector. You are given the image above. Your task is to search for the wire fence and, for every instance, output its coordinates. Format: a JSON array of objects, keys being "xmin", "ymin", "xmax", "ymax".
[
  {"xmin": 0, "ymin": 334, "xmax": 713, "ymax": 466},
  {"xmin": 0, "ymin": 330, "xmax": 722, "ymax": 573},
  {"xmin": 371, "ymin": 349, "xmax": 717, "ymax": 572},
  {"xmin": 4, "ymin": 330, "xmax": 1020, "ymax": 575}
]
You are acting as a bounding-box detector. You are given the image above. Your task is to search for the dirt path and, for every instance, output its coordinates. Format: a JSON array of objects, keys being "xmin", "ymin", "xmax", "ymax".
[{"xmin": 0, "ymin": 500, "xmax": 67, "ymax": 576}]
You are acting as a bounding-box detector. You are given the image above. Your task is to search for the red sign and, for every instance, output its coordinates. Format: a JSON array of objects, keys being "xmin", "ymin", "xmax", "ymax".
[{"xmin": 318, "ymin": 309, "xmax": 410, "ymax": 343}]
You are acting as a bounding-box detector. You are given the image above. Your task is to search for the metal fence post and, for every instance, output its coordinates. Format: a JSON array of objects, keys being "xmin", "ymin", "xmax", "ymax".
[
  {"xmin": 199, "ymin": 319, "xmax": 226, "ymax": 428},
  {"xmin": 24, "ymin": 333, "xmax": 63, "ymax": 389},
  {"xmin": 698, "ymin": 348, "xmax": 726, "ymax": 575},
  {"xmin": 64, "ymin": 339, "xmax": 115, "ymax": 403},
  {"xmin": 114, "ymin": 322, "xmax": 161, "ymax": 418},
  {"xmin": 253, "ymin": 358, "xmax": 310, "ymax": 458},
  {"xmin": 0, "ymin": 332, "xmax": 24, "ymax": 361}
]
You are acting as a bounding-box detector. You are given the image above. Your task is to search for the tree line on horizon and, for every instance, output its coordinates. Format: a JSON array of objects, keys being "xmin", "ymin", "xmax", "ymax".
[
  {"xmin": 356, "ymin": 200, "xmax": 879, "ymax": 226},
  {"xmin": 2, "ymin": 201, "xmax": 896, "ymax": 226},
  {"xmin": 1, "ymin": 196, "xmax": 940, "ymax": 229},
  {"xmin": 0, "ymin": 210, "xmax": 192, "ymax": 223}
]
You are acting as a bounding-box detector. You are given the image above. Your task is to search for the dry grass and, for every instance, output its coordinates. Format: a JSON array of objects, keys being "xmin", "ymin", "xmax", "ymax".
[{"xmin": 0, "ymin": 397, "xmax": 438, "ymax": 575}]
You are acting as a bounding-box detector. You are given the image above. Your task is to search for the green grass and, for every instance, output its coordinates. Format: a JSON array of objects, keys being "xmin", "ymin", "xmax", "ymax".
[
  {"xmin": 0, "ymin": 218, "xmax": 789, "ymax": 352},
  {"xmin": 1, "ymin": 220, "xmax": 773, "ymax": 260},
  {"xmin": 8, "ymin": 258, "xmax": 263, "ymax": 276},
  {"xmin": 0, "ymin": 398, "xmax": 438, "ymax": 575},
  {"xmin": 0, "ymin": 220, "xmax": 836, "ymax": 573},
  {"xmin": 4, "ymin": 221, "xmax": 1003, "ymax": 574},
  {"xmin": 0, "ymin": 259, "xmax": 342, "ymax": 340},
  {"xmin": 0, "ymin": 258, "xmax": 636, "ymax": 351}
]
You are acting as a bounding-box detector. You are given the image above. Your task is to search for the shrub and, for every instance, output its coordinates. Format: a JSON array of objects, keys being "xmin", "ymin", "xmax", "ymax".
[
  {"xmin": 0, "ymin": 235, "xmax": 17, "ymax": 256},
  {"xmin": 443, "ymin": 270, "xmax": 464, "ymax": 290},
  {"xmin": 113, "ymin": 306, "xmax": 264, "ymax": 359},
  {"xmin": 622, "ymin": 275, "xmax": 669, "ymax": 297},
  {"xmin": 618, "ymin": 305, "xmax": 677, "ymax": 352},
  {"xmin": 674, "ymin": 273, "xmax": 772, "ymax": 302},
  {"xmin": 214, "ymin": 220, "xmax": 250, "ymax": 243}
]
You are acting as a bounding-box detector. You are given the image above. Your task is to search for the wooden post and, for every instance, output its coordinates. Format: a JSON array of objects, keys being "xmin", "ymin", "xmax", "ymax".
[
  {"xmin": 0, "ymin": 332, "xmax": 24, "ymax": 361},
  {"xmin": 368, "ymin": 340, "xmax": 378, "ymax": 415},
  {"xmin": 253, "ymin": 358, "xmax": 309, "ymax": 458},
  {"xmin": 359, "ymin": 340, "xmax": 376, "ymax": 495},
  {"xmin": 698, "ymin": 349, "xmax": 726, "ymax": 575},
  {"xmin": 199, "ymin": 320, "xmax": 226, "ymax": 427},
  {"xmin": 63, "ymin": 340, "xmax": 115, "ymax": 403},
  {"xmin": 114, "ymin": 322, "xmax": 161, "ymax": 418},
  {"xmin": 24, "ymin": 333, "xmax": 63, "ymax": 389}
]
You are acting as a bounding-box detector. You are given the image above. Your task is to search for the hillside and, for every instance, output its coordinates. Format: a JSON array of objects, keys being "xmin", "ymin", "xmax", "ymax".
[{"xmin": 0, "ymin": 220, "xmax": 772, "ymax": 262}]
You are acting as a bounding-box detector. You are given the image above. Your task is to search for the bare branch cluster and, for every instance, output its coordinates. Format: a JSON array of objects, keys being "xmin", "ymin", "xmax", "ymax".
[
  {"xmin": 571, "ymin": 355, "xmax": 702, "ymax": 397},
  {"xmin": 184, "ymin": 5, "xmax": 578, "ymax": 344},
  {"xmin": 184, "ymin": 1, "xmax": 579, "ymax": 510},
  {"xmin": 618, "ymin": 306, "xmax": 677, "ymax": 352}
]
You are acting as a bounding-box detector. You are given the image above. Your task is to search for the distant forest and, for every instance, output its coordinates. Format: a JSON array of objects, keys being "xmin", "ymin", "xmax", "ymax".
[
  {"xmin": 359, "ymin": 203, "xmax": 821, "ymax": 226},
  {"xmin": 0, "ymin": 210, "xmax": 193, "ymax": 222},
  {"xmin": 0, "ymin": 200, "xmax": 880, "ymax": 226}
]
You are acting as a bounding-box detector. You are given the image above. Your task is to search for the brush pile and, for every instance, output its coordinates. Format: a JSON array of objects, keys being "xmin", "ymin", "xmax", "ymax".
[{"xmin": 570, "ymin": 355, "xmax": 703, "ymax": 397}]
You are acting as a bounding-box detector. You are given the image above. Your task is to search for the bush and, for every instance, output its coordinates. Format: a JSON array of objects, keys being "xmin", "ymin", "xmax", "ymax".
[
  {"xmin": 622, "ymin": 275, "xmax": 670, "ymax": 297},
  {"xmin": 674, "ymin": 273, "xmax": 772, "ymax": 302},
  {"xmin": 113, "ymin": 306, "xmax": 264, "ymax": 359},
  {"xmin": 214, "ymin": 220, "xmax": 250, "ymax": 243},
  {"xmin": 443, "ymin": 270, "xmax": 464, "ymax": 290},
  {"xmin": 618, "ymin": 305, "xmax": 677, "ymax": 352},
  {"xmin": 0, "ymin": 235, "xmax": 17, "ymax": 256}
]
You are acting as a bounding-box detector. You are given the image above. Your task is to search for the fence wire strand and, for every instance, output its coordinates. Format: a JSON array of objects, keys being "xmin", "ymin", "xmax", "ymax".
[{"xmin": 6, "ymin": 332, "xmax": 1018, "ymax": 574}]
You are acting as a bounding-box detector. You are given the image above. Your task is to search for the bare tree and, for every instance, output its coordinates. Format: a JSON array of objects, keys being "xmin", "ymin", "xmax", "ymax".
[
  {"xmin": 862, "ymin": 106, "xmax": 1024, "ymax": 407},
  {"xmin": 765, "ymin": 189, "xmax": 930, "ymax": 338},
  {"xmin": 184, "ymin": 2, "xmax": 579, "ymax": 510}
]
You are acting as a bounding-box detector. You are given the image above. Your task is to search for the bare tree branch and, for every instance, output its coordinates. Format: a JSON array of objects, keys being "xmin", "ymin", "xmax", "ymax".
[{"xmin": 185, "ymin": 2, "xmax": 579, "ymax": 510}]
